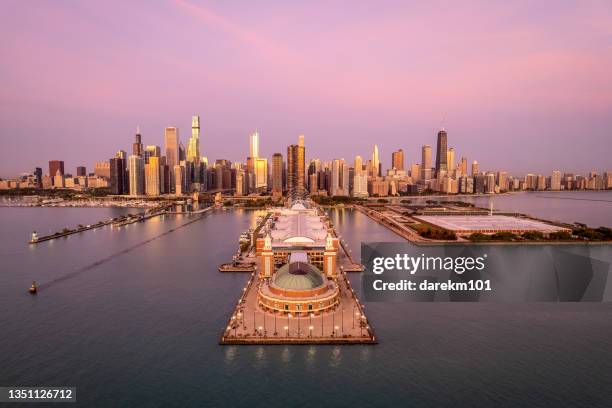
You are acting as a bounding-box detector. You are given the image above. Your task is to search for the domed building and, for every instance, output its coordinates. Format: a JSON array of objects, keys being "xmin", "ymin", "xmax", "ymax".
[
  {"xmin": 256, "ymin": 202, "xmax": 340, "ymax": 315},
  {"xmin": 258, "ymin": 257, "xmax": 339, "ymax": 315}
]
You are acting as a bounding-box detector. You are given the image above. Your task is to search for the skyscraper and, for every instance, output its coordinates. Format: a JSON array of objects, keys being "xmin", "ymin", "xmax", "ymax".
[
  {"xmin": 128, "ymin": 155, "xmax": 145, "ymax": 196},
  {"xmin": 272, "ymin": 153, "xmax": 283, "ymax": 197},
  {"xmin": 250, "ymin": 131, "xmax": 259, "ymax": 159},
  {"xmin": 187, "ymin": 116, "xmax": 200, "ymax": 162},
  {"xmin": 330, "ymin": 159, "xmax": 349, "ymax": 196},
  {"xmin": 447, "ymin": 147, "xmax": 455, "ymax": 172},
  {"xmin": 391, "ymin": 149, "xmax": 404, "ymax": 171},
  {"xmin": 165, "ymin": 127, "xmax": 179, "ymax": 192},
  {"xmin": 145, "ymin": 156, "xmax": 160, "ymax": 196},
  {"xmin": 551, "ymin": 170, "xmax": 562, "ymax": 191},
  {"xmin": 372, "ymin": 145, "xmax": 380, "ymax": 176},
  {"xmin": 76, "ymin": 166, "xmax": 87, "ymax": 177},
  {"xmin": 133, "ymin": 126, "xmax": 143, "ymax": 157},
  {"xmin": 421, "ymin": 145, "xmax": 432, "ymax": 180},
  {"xmin": 109, "ymin": 157, "xmax": 127, "ymax": 195},
  {"xmin": 254, "ymin": 157, "xmax": 268, "ymax": 192},
  {"xmin": 352, "ymin": 157, "xmax": 368, "ymax": 198},
  {"xmin": 287, "ymin": 135, "xmax": 305, "ymax": 198},
  {"xmin": 435, "ymin": 128, "xmax": 448, "ymax": 176},
  {"xmin": 471, "ymin": 161, "xmax": 479, "ymax": 176},
  {"xmin": 48, "ymin": 160, "xmax": 64, "ymax": 178}
]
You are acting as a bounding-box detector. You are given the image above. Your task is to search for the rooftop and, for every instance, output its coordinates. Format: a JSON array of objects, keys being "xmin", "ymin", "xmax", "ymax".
[{"xmin": 414, "ymin": 215, "xmax": 571, "ymax": 234}]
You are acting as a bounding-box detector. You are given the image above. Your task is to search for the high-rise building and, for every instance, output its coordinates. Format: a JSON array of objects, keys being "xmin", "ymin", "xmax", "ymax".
[
  {"xmin": 94, "ymin": 161, "xmax": 111, "ymax": 179},
  {"xmin": 174, "ymin": 165, "xmax": 185, "ymax": 195},
  {"xmin": 165, "ymin": 127, "xmax": 179, "ymax": 191},
  {"xmin": 354, "ymin": 156, "xmax": 363, "ymax": 175},
  {"xmin": 128, "ymin": 155, "xmax": 145, "ymax": 196},
  {"xmin": 330, "ymin": 159, "xmax": 349, "ymax": 196},
  {"xmin": 447, "ymin": 148, "xmax": 455, "ymax": 172},
  {"xmin": 352, "ymin": 156, "xmax": 368, "ymax": 198},
  {"xmin": 460, "ymin": 157, "xmax": 468, "ymax": 175},
  {"xmin": 33, "ymin": 167, "xmax": 43, "ymax": 188},
  {"xmin": 109, "ymin": 157, "xmax": 127, "ymax": 195},
  {"xmin": 372, "ymin": 145, "xmax": 380, "ymax": 176},
  {"xmin": 250, "ymin": 131, "xmax": 259, "ymax": 159},
  {"xmin": 48, "ymin": 160, "xmax": 64, "ymax": 179},
  {"xmin": 133, "ymin": 126, "xmax": 143, "ymax": 157},
  {"xmin": 287, "ymin": 135, "xmax": 306, "ymax": 197},
  {"xmin": 76, "ymin": 166, "xmax": 87, "ymax": 177},
  {"xmin": 145, "ymin": 156, "xmax": 160, "ymax": 196},
  {"xmin": 421, "ymin": 145, "xmax": 432, "ymax": 180},
  {"xmin": 551, "ymin": 170, "xmax": 562, "ymax": 191},
  {"xmin": 391, "ymin": 149, "xmax": 404, "ymax": 171},
  {"xmin": 471, "ymin": 161, "xmax": 479, "ymax": 176},
  {"xmin": 497, "ymin": 171, "xmax": 508, "ymax": 191},
  {"xmin": 435, "ymin": 128, "xmax": 448, "ymax": 176},
  {"xmin": 187, "ymin": 116, "xmax": 200, "ymax": 162},
  {"xmin": 272, "ymin": 153, "xmax": 283, "ymax": 197},
  {"xmin": 410, "ymin": 163, "xmax": 421, "ymax": 182},
  {"xmin": 254, "ymin": 157, "xmax": 268, "ymax": 192}
]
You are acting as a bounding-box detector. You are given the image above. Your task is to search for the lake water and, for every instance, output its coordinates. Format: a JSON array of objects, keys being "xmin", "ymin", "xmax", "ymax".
[{"xmin": 1, "ymin": 200, "xmax": 612, "ymax": 407}]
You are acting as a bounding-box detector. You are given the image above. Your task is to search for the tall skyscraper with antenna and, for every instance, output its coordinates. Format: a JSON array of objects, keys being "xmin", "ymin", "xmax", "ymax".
[
  {"xmin": 132, "ymin": 126, "xmax": 143, "ymax": 157},
  {"xmin": 435, "ymin": 128, "xmax": 448, "ymax": 176}
]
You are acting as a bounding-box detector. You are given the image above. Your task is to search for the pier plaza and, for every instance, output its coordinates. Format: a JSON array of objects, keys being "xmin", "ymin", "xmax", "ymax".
[
  {"xmin": 413, "ymin": 215, "xmax": 572, "ymax": 236},
  {"xmin": 220, "ymin": 200, "xmax": 376, "ymax": 344}
]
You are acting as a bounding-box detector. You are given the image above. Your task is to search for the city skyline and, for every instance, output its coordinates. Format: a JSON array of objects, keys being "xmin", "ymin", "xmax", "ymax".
[{"xmin": 2, "ymin": 1, "xmax": 612, "ymax": 177}]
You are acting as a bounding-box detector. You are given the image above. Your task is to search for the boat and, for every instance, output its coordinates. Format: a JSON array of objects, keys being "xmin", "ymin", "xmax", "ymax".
[{"xmin": 28, "ymin": 281, "xmax": 38, "ymax": 294}]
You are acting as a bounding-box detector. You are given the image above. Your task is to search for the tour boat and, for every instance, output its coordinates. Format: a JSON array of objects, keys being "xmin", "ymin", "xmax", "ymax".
[{"xmin": 28, "ymin": 281, "xmax": 38, "ymax": 294}]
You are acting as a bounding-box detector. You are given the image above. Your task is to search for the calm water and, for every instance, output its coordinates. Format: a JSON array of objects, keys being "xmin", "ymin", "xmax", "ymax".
[
  {"xmin": 1, "ymin": 204, "xmax": 612, "ymax": 407},
  {"xmin": 391, "ymin": 190, "xmax": 612, "ymax": 227}
]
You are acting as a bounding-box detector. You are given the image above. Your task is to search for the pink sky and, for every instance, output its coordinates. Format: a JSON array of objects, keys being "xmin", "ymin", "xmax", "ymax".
[{"xmin": 1, "ymin": 0, "xmax": 611, "ymax": 177}]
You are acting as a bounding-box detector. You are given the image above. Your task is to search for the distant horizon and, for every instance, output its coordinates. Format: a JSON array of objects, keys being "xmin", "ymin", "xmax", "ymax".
[{"xmin": 1, "ymin": 1, "xmax": 611, "ymax": 177}]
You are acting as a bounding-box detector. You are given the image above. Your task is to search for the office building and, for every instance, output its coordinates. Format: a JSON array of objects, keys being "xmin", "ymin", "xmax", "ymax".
[
  {"xmin": 287, "ymin": 135, "xmax": 306, "ymax": 197},
  {"xmin": 109, "ymin": 157, "xmax": 127, "ymax": 195},
  {"xmin": 272, "ymin": 153, "xmax": 283, "ymax": 197},
  {"xmin": 145, "ymin": 156, "xmax": 160, "ymax": 196},
  {"xmin": 133, "ymin": 126, "xmax": 143, "ymax": 157},
  {"xmin": 128, "ymin": 155, "xmax": 145, "ymax": 196},
  {"xmin": 435, "ymin": 128, "xmax": 448, "ymax": 176},
  {"xmin": 421, "ymin": 145, "xmax": 432, "ymax": 180},
  {"xmin": 391, "ymin": 149, "xmax": 404, "ymax": 171}
]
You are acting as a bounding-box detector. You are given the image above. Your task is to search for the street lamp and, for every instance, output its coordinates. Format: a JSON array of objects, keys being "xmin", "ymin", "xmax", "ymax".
[
  {"xmin": 287, "ymin": 313, "xmax": 292, "ymax": 337},
  {"xmin": 284, "ymin": 325, "xmax": 289, "ymax": 338},
  {"xmin": 309, "ymin": 325, "xmax": 314, "ymax": 338}
]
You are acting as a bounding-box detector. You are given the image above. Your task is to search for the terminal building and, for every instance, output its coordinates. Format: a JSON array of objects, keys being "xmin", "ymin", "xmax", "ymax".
[{"xmin": 255, "ymin": 201, "xmax": 341, "ymax": 315}]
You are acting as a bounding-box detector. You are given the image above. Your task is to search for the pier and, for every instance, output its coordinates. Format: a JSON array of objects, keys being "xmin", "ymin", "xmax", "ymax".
[
  {"xmin": 219, "ymin": 269, "xmax": 376, "ymax": 345},
  {"xmin": 28, "ymin": 204, "xmax": 209, "ymax": 244},
  {"xmin": 219, "ymin": 200, "xmax": 375, "ymax": 345}
]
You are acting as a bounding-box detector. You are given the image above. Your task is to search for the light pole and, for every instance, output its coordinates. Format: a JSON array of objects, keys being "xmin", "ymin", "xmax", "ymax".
[
  {"xmin": 309, "ymin": 325, "xmax": 314, "ymax": 338},
  {"xmin": 287, "ymin": 313, "xmax": 291, "ymax": 337},
  {"xmin": 284, "ymin": 325, "xmax": 289, "ymax": 338},
  {"xmin": 332, "ymin": 311, "xmax": 335, "ymax": 336}
]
